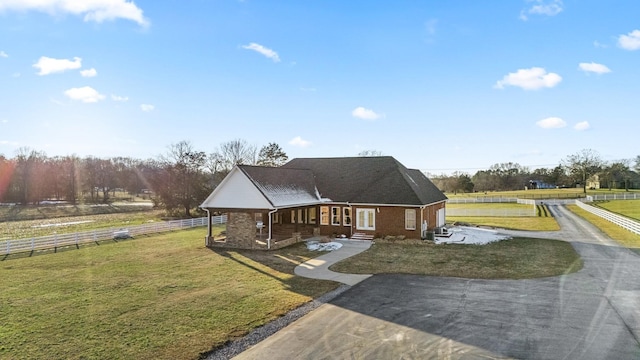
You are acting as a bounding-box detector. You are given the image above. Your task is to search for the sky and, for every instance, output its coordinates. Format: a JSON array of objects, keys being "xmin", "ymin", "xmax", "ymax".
[{"xmin": 0, "ymin": 0, "xmax": 639, "ymax": 174}]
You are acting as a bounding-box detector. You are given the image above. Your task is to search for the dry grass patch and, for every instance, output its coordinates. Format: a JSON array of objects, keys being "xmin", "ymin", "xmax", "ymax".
[
  {"xmin": 447, "ymin": 216, "xmax": 560, "ymax": 231},
  {"xmin": 567, "ymin": 205, "xmax": 640, "ymax": 253},
  {"xmin": 331, "ymin": 237, "xmax": 581, "ymax": 279},
  {"xmin": 0, "ymin": 228, "xmax": 337, "ymax": 360}
]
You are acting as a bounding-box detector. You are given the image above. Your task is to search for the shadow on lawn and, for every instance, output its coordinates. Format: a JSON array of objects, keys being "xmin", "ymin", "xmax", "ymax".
[{"xmin": 208, "ymin": 244, "xmax": 339, "ymax": 298}]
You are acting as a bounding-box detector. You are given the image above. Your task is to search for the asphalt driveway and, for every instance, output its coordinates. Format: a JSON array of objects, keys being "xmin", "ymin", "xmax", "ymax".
[{"xmin": 235, "ymin": 205, "xmax": 640, "ymax": 359}]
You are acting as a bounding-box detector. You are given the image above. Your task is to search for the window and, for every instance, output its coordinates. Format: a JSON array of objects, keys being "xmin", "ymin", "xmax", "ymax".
[
  {"xmin": 254, "ymin": 213, "xmax": 262, "ymax": 222},
  {"xmin": 308, "ymin": 208, "xmax": 317, "ymax": 224},
  {"xmin": 356, "ymin": 208, "xmax": 375, "ymax": 230},
  {"xmin": 297, "ymin": 209, "xmax": 305, "ymax": 224},
  {"xmin": 405, "ymin": 209, "xmax": 416, "ymax": 230},
  {"xmin": 290, "ymin": 210, "xmax": 296, "ymax": 224},
  {"xmin": 343, "ymin": 207, "xmax": 352, "ymax": 227},
  {"xmin": 331, "ymin": 207, "xmax": 340, "ymax": 226},
  {"xmin": 273, "ymin": 213, "xmax": 280, "ymax": 224},
  {"xmin": 320, "ymin": 206, "xmax": 329, "ymax": 225}
]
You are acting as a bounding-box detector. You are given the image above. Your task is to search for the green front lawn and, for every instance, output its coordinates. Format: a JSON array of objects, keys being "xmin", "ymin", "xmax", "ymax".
[
  {"xmin": 331, "ymin": 237, "xmax": 582, "ymax": 279},
  {"xmin": 0, "ymin": 228, "xmax": 337, "ymax": 360}
]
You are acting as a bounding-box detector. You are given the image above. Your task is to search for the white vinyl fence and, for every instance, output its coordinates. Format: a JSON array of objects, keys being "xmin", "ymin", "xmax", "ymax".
[
  {"xmin": 446, "ymin": 207, "xmax": 536, "ymax": 217},
  {"xmin": 575, "ymin": 200, "xmax": 640, "ymax": 235},
  {"xmin": 3, "ymin": 215, "xmax": 227, "ymax": 255},
  {"xmin": 447, "ymin": 197, "xmax": 518, "ymax": 204},
  {"xmin": 590, "ymin": 193, "xmax": 640, "ymax": 201}
]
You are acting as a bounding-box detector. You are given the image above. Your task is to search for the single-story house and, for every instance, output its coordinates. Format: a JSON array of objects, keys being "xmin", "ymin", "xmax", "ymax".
[{"xmin": 200, "ymin": 156, "xmax": 448, "ymax": 250}]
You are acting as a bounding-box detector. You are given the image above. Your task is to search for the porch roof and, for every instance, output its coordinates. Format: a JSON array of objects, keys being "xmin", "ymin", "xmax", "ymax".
[{"xmin": 200, "ymin": 165, "xmax": 323, "ymax": 210}]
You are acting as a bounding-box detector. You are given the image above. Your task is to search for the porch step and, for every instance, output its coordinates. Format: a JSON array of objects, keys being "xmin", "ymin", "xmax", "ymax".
[{"xmin": 350, "ymin": 233, "xmax": 374, "ymax": 241}]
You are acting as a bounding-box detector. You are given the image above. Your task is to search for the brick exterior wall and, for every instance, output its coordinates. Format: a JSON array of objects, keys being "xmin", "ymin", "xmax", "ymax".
[
  {"xmin": 225, "ymin": 211, "xmax": 256, "ymax": 248},
  {"xmin": 316, "ymin": 203, "xmax": 446, "ymax": 240}
]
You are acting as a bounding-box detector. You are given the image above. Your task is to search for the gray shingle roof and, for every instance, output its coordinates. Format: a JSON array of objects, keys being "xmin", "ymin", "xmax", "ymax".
[
  {"xmin": 238, "ymin": 165, "xmax": 321, "ymax": 208},
  {"xmin": 281, "ymin": 156, "xmax": 447, "ymax": 205}
]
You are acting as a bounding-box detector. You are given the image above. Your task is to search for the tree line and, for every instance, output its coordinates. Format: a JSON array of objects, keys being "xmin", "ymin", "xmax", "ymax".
[
  {"xmin": 430, "ymin": 150, "xmax": 640, "ymax": 194},
  {"xmin": 0, "ymin": 139, "xmax": 288, "ymax": 217},
  {"xmin": 1, "ymin": 145, "xmax": 638, "ymax": 216}
]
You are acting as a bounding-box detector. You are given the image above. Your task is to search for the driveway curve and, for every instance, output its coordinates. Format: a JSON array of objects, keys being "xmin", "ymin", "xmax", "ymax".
[{"xmin": 235, "ymin": 205, "xmax": 640, "ymax": 360}]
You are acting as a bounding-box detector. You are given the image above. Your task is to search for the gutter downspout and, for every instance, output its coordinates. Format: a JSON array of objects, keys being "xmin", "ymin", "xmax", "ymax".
[
  {"xmin": 346, "ymin": 202, "xmax": 352, "ymax": 238},
  {"xmin": 420, "ymin": 205, "xmax": 426, "ymax": 239},
  {"xmin": 267, "ymin": 209, "xmax": 278, "ymax": 250}
]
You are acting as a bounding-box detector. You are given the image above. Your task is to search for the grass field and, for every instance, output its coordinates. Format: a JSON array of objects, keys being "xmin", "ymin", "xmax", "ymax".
[
  {"xmin": 332, "ymin": 237, "xmax": 582, "ymax": 279},
  {"xmin": 0, "ymin": 210, "xmax": 167, "ymax": 240},
  {"xmin": 446, "ymin": 203, "xmax": 533, "ymax": 210},
  {"xmin": 446, "ymin": 188, "xmax": 640, "ymax": 199},
  {"xmin": 0, "ymin": 227, "xmax": 338, "ymax": 360},
  {"xmin": 446, "ymin": 202, "xmax": 559, "ymax": 231},
  {"xmin": 446, "ymin": 216, "xmax": 560, "ymax": 231},
  {"xmin": 0, "ymin": 203, "xmax": 155, "ymax": 222},
  {"xmin": 594, "ymin": 199, "xmax": 640, "ymax": 221},
  {"xmin": 567, "ymin": 205, "xmax": 640, "ymax": 253}
]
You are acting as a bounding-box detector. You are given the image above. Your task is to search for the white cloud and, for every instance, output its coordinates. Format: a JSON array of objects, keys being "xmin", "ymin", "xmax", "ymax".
[
  {"xmin": 520, "ymin": 0, "xmax": 563, "ymax": 21},
  {"xmin": 578, "ymin": 62, "xmax": 611, "ymax": 75},
  {"xmin": 0, "ymin": 51, "xmax": 7, "ymax": 58},
  {"xmin": 111, "ymin": 94, "xmax": 129, "ymax": 102},
  {"xmin": 0, "ymin": 0, "xmax": 149, "ymax": 27},
  {"xmin": 140, "ymin": 104, "xmax": 154, "ymax": 112},
  {"xmin": 80, "ymin": 68, "xmax": 97, "ymax": 77},
  {"xmin": 352, "ymin": 107, "xmax": 383, "ymax": 120},
  {"xmin": 241, "ymin": 43, "xmax": 281, "ymax": 62},
  {"xmin": 33, "ymin": 56, "xmax": 82, "ymax": 75},
  {"xmin": 593, "ymin": 40, "xmax": 608, "ymax": 49},
  {"xmin": 494, "ymin": 67, "xmax": 562, "ymax": 90},
  {"xmin": 536, "ymin": 117, "xmax": 566, "ymax": 129},
  {"xmin": 289, "ymin": 136, "xmax": 311, "ymax": 148},
  {"xmin": 64, "ymin": 86, "xmax": 105, "ymax": 103},
  {"xmin": 574, "ymin": 121, "xmax": 590, "ymax": 131},
  {"xmin": 618, "ymin": 30, "xmax": 640, "ymax": 51}
]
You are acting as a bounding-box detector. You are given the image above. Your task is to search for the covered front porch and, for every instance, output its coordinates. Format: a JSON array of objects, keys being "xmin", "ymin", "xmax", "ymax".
[{"xmin": 204, "ymin": 206, "xmax": 320, "ymax": 250}]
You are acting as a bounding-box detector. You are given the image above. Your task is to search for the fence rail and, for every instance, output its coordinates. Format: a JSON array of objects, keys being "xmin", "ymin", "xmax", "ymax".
[
  {"xmin": 3, "ymin": 215, "xmax": 227, "ymax": 255},
  {"xmin": 575, "ymin": 201, "xmax": 640, "ymax": 235},
  {"xmin": 447, "ymin": 208, "xmax": 536, "ymax": 217},
  {"xmin": 590, "ymin": 193, "xmax": 640, "ymax": 201},
  {"xmin": 447, "ymin": 197, "xmax": 518, "ymax": 204}
]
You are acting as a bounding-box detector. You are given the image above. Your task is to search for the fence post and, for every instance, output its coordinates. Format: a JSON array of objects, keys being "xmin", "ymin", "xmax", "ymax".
[
  {"xmin": 31, "ymin": 238, "xmax": 35, "ymax": 251},
  {"xmin": 5, "ymin": 241, "xmax": 9, "ymax": 255},
  {"xmin": 75, "ymin": 233, "xmax": 79, "ymax": 246}
]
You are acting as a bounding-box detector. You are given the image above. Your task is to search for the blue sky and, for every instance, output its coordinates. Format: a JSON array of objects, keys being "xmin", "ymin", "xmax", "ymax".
[{"xmin": 0, "ymin": 0, "xmax": 639, "ymax": 174}]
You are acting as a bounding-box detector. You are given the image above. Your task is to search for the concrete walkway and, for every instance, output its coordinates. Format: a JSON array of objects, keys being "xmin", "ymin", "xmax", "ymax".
[{"xmin": 294, "ymin": 239, "xmax": 373, "ymax": 286}]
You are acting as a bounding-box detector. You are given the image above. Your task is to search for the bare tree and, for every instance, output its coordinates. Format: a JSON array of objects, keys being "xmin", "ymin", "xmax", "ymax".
[
  {"xmin": 159, "ymin": 141, "xmax": 209, "ymax": 217},
  {"xmin": 217, "ymin": 139, "xmax": 257, "ymax": 168},
  {"xmin": 358, "ymin": 150, "xmax": 383, "ymax": 157},
  {"xmin": 562, "ymin": 149, "xmax": 604, "ymax": 194}
]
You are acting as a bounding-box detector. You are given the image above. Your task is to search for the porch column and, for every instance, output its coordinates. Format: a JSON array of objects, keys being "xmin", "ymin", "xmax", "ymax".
[{"xmin": 207, "ymin": 210, "xmax": 212, "ymax": 238}]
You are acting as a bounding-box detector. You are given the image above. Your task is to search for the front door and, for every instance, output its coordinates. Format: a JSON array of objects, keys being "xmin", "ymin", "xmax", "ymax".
[{"xmin": 356, "ymin": 208, "xmax": 375, "ymax": 231}]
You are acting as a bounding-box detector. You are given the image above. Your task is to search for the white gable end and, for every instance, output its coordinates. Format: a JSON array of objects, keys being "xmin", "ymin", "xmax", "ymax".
[{"xmin": 200, "ymin": 167, "xmax": 273, "ymax": 209}]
